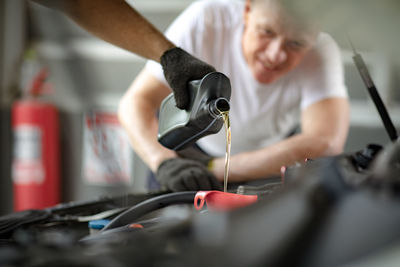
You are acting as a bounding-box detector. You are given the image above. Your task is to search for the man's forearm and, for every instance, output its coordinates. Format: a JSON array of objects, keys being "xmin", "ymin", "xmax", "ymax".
[
  {"xmin": 212, "ymin": 98, "xmax": 350, "ymax": 182},
  {"xmin": 212, "ymin": 133, "xmax": 343, "ymax": 182},
  {"xmin": 118, "ymin": 99, "xmax": 176, "ymax": 172},
  {"xmin": 32, "ymin": 0, "xmax": 175, "ymax": 61},
  {"xmin": 118, "ymin": 79, "xmax": 176, "ymax": 172}
]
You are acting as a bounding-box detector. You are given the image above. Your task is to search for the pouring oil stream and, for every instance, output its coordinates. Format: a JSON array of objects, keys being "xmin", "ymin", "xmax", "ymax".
[{"xmin": 221, "ymin": 111, "xmax": 231, "ymax": 192}]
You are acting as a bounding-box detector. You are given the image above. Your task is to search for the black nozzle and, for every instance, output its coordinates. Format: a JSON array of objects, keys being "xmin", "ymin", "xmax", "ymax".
[
  {"xmin": 216, "ymin": 97, "xmax": 230, "ymax": 112},
  {"xmin": 209, "ymin": 97, "xmax": 230, "ymax": 117}
]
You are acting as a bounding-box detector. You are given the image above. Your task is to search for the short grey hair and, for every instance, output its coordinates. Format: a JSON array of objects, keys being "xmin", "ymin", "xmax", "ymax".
[{"xmin": 250, "ymin": 0, "xmax": 320, "ymax": 34}]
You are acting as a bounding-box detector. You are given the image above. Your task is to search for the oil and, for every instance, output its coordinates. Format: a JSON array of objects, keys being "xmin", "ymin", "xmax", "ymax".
[{"xmin": 220, "ymin": 111, "xmax": 231, "ymax": 192}]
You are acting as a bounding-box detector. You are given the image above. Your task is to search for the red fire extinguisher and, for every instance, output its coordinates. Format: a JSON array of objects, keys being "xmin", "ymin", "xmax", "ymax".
[{"xmin": 12, "ymin": 67, "xmax": 60, "ymax": 211}]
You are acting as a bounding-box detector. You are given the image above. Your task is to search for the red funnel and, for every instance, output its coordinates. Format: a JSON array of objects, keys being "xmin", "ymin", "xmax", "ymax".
[{"xmin": 194, "ymin": 191, "xmax": 258, "ymax": 211}]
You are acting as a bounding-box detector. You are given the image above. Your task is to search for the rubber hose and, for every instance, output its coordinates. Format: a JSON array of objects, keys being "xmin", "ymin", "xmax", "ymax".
[{"xmin": 101, "ymin": 191, "xmax": 196, "ymax": 231}]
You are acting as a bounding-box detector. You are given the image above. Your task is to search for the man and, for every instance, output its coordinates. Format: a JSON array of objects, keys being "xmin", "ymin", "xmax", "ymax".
[
  {"xmin": 118, "ymin": 0, "xmax": 349, "ymax": 191},
  {"xmin": 30, "ymin": 0, "xmax": 215, "ymax": 109}
]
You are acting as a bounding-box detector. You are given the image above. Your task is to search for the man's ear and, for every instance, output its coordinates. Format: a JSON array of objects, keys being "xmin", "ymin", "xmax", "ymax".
[{"xmin": 243, "ymin": 0, "xmax": 252, "ymax": 23}]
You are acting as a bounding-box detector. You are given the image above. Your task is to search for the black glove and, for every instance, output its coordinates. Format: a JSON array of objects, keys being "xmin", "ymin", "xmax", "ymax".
[
  {"xmin": 156, "ymin": 158, "xmax": 222, "ymax": 192},
  {"xmin": 160, "ymin": 47, "xmax": 216, "ymax": 110},
  {"xmin": 176, "ymin": 145, "xmax": 213, "ymax": 166}
]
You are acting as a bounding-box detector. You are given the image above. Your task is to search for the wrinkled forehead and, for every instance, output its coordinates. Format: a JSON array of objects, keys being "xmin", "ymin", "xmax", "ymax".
[{"xmin": 250, "ymin": 0, "xmax": 319, "ymax": 42}]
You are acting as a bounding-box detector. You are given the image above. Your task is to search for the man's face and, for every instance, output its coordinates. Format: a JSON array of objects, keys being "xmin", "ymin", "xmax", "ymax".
[{"xmin": 242, "ymin": 0, "xmax": 317, "ymax": 84}]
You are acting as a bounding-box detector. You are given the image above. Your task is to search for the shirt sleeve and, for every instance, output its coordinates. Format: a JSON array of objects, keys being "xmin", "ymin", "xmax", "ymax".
[
  {"xmin": 299, "ymin": 33, "xmax": 348, "ymax": 110},
  {"xmin": 144, "ymin": 1, "xmax": 208, "ymax": 87}
]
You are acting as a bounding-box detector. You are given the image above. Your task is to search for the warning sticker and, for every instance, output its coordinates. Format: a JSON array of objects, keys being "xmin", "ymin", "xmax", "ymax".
[
  {"xmin": 12, "ymin": 125, "xmax": 45, "ymax": 185},
  {"xmin": 82, "ymin": 111, "xmax": 132, "ymax": 185}
]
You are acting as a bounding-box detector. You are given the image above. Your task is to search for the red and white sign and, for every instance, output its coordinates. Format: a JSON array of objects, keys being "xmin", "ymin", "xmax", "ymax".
[{"xmin": 83, "ymin": 111, "xmax": 132, "ymax": 185}]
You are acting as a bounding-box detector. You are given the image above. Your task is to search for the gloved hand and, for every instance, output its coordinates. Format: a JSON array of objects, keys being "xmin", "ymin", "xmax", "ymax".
[
  {"xmin": 160, "ymin": 47, "xmax": 216, "ymax": 110},
  {"xmin": 176, "ymin": 145, "xmax": 213, "ymax": 166},
  {"xmin": 156, "ymin": 158, "xmax": 222, "ymax": 192}
]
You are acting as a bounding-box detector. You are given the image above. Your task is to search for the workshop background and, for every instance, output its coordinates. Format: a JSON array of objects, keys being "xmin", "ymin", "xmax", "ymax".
[{"xmin": 0, "ymin": 0, "xmax": 399, "ymax": 214}]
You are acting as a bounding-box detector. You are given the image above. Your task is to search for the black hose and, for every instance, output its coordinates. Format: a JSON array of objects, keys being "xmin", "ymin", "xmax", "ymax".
[{"xmin": 101, "ymin": 191, "xmax": 196, "ymax": 231}]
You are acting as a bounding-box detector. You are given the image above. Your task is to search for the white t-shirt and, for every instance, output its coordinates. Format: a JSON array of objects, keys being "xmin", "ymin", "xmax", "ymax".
[{"xmin": 146, "ymin": 0, "xmax": 348, "ymax": 157}]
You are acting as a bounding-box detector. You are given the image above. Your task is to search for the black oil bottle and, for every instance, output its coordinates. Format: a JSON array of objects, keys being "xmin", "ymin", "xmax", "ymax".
[{"xmin": 158, "ymin": 72, "xmax": 231, "ymax": 150}]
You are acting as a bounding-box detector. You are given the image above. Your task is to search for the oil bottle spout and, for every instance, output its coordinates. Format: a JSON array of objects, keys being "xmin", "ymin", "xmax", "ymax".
[{"xmin": 209, "ymin": 97, "xmax": 230, "ymax": 117}]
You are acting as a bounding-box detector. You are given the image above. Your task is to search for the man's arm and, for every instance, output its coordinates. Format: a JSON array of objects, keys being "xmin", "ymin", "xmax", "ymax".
[
  {"xmin": 31, "ymin": 0, "xmax": 216, "ymax": 109},
  {"xmin": 31, "ymin": 0, "xmax": 174, "ymax": 61},
  {"xmin": 118, "ymin": 69, "xmax": 176, "ymax": 172},
  {"xmin": 211, "ymin": 97, "xmax": 350, "ymax": 182}
]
